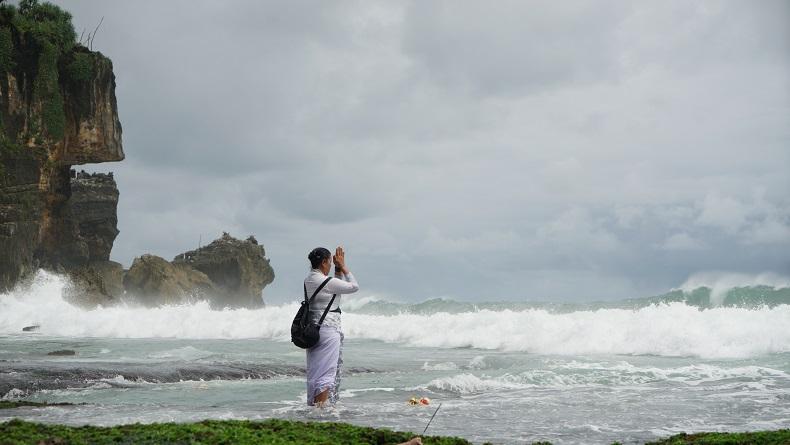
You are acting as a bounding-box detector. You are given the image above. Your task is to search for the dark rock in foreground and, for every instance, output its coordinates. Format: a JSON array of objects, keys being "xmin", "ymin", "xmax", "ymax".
[
  {"xmin": 0, "ymin": 401, "xmax": 77, "ymax": 409},
  {"xmin": 46, "ymin": 350, "xmax": 76, "ymax": 356},
  {"xmin": 173, "ymin": 232, "xmax": 274, "ymax": 308},
  {"xmin": 0, "ymin": 360, "xmax": 310, "ymax": 397}
]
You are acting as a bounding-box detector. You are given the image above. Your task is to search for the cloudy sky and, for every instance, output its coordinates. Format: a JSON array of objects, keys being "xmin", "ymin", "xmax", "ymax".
[{"xmin": 54, "ymin": 0, "xmax": 789, "ymax": 303}]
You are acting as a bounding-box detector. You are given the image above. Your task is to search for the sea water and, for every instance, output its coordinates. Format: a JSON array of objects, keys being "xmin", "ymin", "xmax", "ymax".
[{"xmin": 1, "ymin": 271, "xmax": 789, "ymax": 444}]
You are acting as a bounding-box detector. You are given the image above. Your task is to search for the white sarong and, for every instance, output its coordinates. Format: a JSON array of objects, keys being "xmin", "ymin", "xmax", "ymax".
[{"xmin": 306, "ymin": 314, "xmax": 343, "ymax": 406}]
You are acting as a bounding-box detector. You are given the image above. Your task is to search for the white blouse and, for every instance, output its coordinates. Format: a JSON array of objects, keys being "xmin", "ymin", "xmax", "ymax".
[{"xmin": 304, "ymin": 269, "xmax": 359, "ymax": 317}]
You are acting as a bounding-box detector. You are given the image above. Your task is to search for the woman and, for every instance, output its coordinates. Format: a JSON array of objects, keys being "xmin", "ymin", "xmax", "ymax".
[{"xmin": 304, "ymin": 246, "xmax": 358, "ymax": 407}]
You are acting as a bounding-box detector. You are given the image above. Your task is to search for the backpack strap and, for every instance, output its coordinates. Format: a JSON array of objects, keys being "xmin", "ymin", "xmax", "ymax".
[
  {"xmin": 303, "ymin": 277, "xmax": 338, "ymax": 327},
  {"xmin": 317, "ymin": 293, "xmax": 337, "ymax": 326},
  {"xmin": 304, "ymin": 277, "xmax": 333, "ymax": 304},
  {"xmin": 304, "ymin": 277, "xmax": 337, "ymax": 326}
]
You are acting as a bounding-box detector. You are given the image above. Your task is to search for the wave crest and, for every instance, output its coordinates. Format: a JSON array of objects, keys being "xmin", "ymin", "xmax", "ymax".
[{"xmin": 2, "ymin": 270, "xmax": 789, "ymax": 359}]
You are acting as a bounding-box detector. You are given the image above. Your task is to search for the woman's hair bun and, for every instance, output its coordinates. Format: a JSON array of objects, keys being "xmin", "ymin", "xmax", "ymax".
[{"xmin": 308, "ymin": 247, "xmax": 331, "ymax": 268}]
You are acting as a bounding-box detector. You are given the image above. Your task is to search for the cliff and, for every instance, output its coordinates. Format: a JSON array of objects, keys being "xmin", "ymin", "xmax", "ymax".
[{"xmin": 0, "ymin": 1, "xmax": 123, "ymax": 292}]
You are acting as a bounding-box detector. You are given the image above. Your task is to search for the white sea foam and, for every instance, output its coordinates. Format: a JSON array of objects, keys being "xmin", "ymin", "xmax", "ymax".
[
  {"xmin": 423, "ymin": 373, "xmax": 524, "ymax": 393},
  {"xmin": 421, "ymin": 361, "xmax": 458, "ymax": 371},
  {"xmin": 417, "ymin": 363, "xmax": 790, "ymax": 394},
  {"xmin": 1, "ymin": 388, "xmax": 27, "ymax": 400},
  {"xmin": 0, "ymin": 271, "xmax": 295, "ymax": 340},
  {"xmin": 468, "ymin": 356, "xmax": 488, "ymax": 369},
  {"xmin": 2, "ymin": 270, "xmax": 790, "ymax": 359},
  {"xmin": 344, "ymin": 303, "xmax": 790, "ymax": 359},
  {"xmin": 147, "ymin": 346, "xmax": 213, "ymax": 360},
  {"xmin": 340, "ymin": 295, "xmax": 389, "ymax": 311}
]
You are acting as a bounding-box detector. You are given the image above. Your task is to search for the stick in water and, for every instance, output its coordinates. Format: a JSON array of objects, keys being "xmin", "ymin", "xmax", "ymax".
[{"xmin": 422, "ymin": 403, "xmax": 442, "ymax": 435}]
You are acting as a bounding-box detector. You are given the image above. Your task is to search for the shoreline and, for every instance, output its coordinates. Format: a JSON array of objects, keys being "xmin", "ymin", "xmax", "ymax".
[{"xmin": 0, "ymin": 407, "xmax": 788, "ymax": 445}]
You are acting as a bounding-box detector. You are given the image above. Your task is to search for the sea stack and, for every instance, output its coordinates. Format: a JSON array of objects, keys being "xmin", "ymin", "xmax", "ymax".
[
  {"xmin": 124, "ymin": 233, "xmax": 274, "ymax": 309},
  {"xmin": 173, "ymin": 233, "xmax": 275, "ymax": 308}
]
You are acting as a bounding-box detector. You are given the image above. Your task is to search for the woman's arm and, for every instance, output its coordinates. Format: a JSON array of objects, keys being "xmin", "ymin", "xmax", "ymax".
[{"xmin": 325, "ymin": 272, "xmax": 359, "ymax": 294}]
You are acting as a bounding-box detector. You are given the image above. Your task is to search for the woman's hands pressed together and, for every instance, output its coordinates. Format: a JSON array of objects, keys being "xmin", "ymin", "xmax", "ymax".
[{"xmin": 333, "ymin": 246, "xmax": 348, "ymax": 275}]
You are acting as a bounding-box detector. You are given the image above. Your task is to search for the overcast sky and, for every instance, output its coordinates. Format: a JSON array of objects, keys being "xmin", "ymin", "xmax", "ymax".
[{"xmin": 52, "ymin": 0, "xmax": 789, "ymax": 304}]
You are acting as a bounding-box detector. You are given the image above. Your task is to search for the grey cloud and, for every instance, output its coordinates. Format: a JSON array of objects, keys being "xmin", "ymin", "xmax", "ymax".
[
  {"xmin": 52, "ymin": 0, "xmax": 789, "ymax": 303},
  {"xmin": 402, "ymin": 1, "xmax": 627, "ymax": 96}
]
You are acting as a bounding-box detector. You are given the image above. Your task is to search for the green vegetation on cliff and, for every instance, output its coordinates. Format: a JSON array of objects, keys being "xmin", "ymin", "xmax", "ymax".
[
  {"xmin": 32, "ymin": 39, "xmax": 64, "ymax": 139},
  {"xmin": 0, "ymin": 0, "xmax": 93, "ymax": 146},
  {"xmin": 0, "ymin": 26, "xmax": 11, "ymax": 71},
  {"xmin": 65, "ymin": 51, "xmax": 93, "ymax": 82}
]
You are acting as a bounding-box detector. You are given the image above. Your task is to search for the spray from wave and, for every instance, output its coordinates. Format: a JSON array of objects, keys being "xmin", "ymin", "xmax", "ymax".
[
  {"xmin": 0, "ymin": 271, "xmax": 295, "ymax": 340},
  {"xmin": 675, "ymin": 271, "xmax": 790, "ymax": 306},
  {"xmin": 1, "ymin": 270, "xmax": 789, "ymax": 359}
]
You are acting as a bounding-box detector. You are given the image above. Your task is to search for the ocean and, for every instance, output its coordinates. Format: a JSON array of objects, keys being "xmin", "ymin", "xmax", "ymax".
[{"xmin": 1, "ymin": 271, "xmax": 789, "ymax": 444}]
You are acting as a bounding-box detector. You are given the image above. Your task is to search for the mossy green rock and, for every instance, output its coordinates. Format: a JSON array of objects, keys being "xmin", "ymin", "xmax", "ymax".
[
  {"xmin": 0, "ymin": 419, "xmax": 473, "ymax": 445},
  {"xmin": 0, "ymin": 417, "xmax": 787, "ymax": 444},
  {"xmin": 645, "ymin": 430, "xmax": 790, "ymax": 445}
]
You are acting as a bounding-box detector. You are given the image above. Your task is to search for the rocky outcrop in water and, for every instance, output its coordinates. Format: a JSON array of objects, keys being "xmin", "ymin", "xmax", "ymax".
[
  {"xmin": 64, "ymin": 259, "xmax": 124, "ymax": 307},
  {"xmin": 123, "ymin": 254, "xmax": 217, "ymax": 306},
  {"xmin": 123, "ymin": 233, "xmax": 274, "ymax": 308},
  {"xmin": 173, "ymin": 232, "xmax": 274, "ymax": 308}
]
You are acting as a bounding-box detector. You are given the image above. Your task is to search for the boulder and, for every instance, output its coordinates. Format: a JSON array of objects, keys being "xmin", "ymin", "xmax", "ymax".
[
  {"xmin": 123, "ymin": 254, "xmax": 216, "ymax": 306},
  {"xmin": 64, "ymin": 260, "xmax": 124, "ymax": 308},
  {"xmin": 173, "ymin": 232, "xmax": 274, "ymax": 308},
  {"xmin": 47, "ymin": 350, "xmax": 76, "ymax": 356}
]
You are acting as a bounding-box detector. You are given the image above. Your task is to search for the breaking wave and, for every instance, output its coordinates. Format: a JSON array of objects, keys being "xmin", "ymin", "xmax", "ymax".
[
  {"xmin": 417, "ymin": 363, "xmax": 790, "ymax": 394},
  {"xmin": 1, "ymin": 270, "xmax": 789, "ymax": 359}
]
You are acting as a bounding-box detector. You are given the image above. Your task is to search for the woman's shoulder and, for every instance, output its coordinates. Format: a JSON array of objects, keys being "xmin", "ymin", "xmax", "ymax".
[{"xmin": 305, "ymin": 270, "xmax": 328, "ymax": 282}]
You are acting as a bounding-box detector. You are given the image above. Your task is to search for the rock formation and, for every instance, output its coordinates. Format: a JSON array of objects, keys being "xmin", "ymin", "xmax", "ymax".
[
  {"xmin": 0, "ymin": 2, "xmax": 123, "ymax": 295},
  {"xmin": 1, "ymin": 3, "xmax": 275, "ymax": 307},
  {"xmin": 124, "ymin": 233, "xmax": 274, "ymax": 309},
  {"xmin": 59, "ymin": 171, "xmax": 124, "ymax": 306},
  {"xmin": 67, "ymin": 171, "xmax": 120, "ymax": 262},
  {"xmin": 123, "ymin": 254, "xmax": 217, "ymax": 307},
  {"xmin": 173, "ymin": 232, "xmax": 275, "ymax": 308}
]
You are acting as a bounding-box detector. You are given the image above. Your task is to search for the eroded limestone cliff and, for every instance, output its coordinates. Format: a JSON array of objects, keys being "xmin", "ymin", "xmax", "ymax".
[{"xmin": 0, "ymin": 1, "xmax": 122, "ymax": 293}]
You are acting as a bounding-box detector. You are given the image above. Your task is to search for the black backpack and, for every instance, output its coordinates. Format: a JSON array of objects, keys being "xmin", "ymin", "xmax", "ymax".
[{"xmin": 291, "ymin": 277, "xmax": 337, "ymax": 349}]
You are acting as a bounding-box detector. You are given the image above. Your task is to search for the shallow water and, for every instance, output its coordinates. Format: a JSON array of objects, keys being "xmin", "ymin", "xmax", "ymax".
[{"xmin": 2, "ymin": 335, "xmax": 789, "ymax": 444}]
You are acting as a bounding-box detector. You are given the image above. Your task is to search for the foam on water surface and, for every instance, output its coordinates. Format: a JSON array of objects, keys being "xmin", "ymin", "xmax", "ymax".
[{"xmin": 2, "ymin": 270, "xmax": 790, "ymax": 359}]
